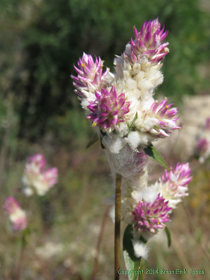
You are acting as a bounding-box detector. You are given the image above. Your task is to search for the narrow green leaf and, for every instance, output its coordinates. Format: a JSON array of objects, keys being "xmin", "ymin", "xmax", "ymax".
[
  {"xmin": 165, "ymin": 226, "xmax": 171, "ymax": 247},
  {"xmin": 86, "ymin": 132, "xmax": 99, "ymax": 149},
  {"xmin": 143, "ymin": 144, "xmax": 170, "ymax": 170},
  {"xmin": 127, "ymin": 113, "xmax": 138, "ymax": 135},
  {"xmin": 123, "ymin": 225, "xmax": 141, "ymax": 280}
]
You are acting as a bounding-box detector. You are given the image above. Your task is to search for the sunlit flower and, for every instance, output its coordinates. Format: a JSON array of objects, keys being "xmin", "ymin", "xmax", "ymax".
[
  {"xmin": 87, "ymin": 86, "xmax": 130, "ymax": 130},
  {"xmin": 141, "ymin": 98, "xmax": 180, "ymax": 138},
  {"xmin": 71, "ymin": 53, "xmax": 112, "ymax": 97},
  {"xmin": 158, "ymin": 163, "xmax": 192, "ymax": 208},
  {"xmin": 132, "ymin": 194, "xmax": 171, "ymax": 233},
  {"xmin": 124, "ymin": 18, "xmax": 169, "ymax": 64},
  {"xmin": 3, "ymin": 197, "xmax": 27, "ymax": 231}
]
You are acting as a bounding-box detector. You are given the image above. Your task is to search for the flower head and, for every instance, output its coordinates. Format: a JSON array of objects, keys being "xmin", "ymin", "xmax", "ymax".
[
  {"xmin": 87, "ymin": 86, "xmax": 130, "ymax": 130},
  {"xmin": 22, "ymin": 154, "xmax": 58, "ymax": 196},
  {"xmin": 29, "ymin": 154, "xmax": 46, "ymax": 171},
  {"xmin": 132, "ymin": 193, "xmax": 171, "ymax": 233},
  {"xmin": 158, "ymin": 163, "xmax": 192, "ymax": 208},
  {"xmin": 3, "ymin": 197, "xmax": 27, "ymax": 231},
  {"xmin": 72, "ymin": 53, "xmax": 110, "ymax": 97},
  {"xmin": 204, "ymin": 117, "xmax": 210, "ymax": 130},
  {"xmin": 141, "ymin": 98, "xmax": 180, "ymax": 138},
  {"xmin": 125, "ymin": 19, "xmax": 169, "ymax": 64}
]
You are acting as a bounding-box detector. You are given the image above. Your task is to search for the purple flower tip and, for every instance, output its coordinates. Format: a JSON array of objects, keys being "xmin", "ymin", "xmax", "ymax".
[
  {"xmin": 3, "ymin": 197, "xmax": 27, "ymax": 231},
  {"xmin": 72, "ymin": 53, "xmax": 109, "ymax": 96},
  {"xmin": 87, "ymin": 86, "xmax": 130, "ymax": 130},
  {"xmin": 126, "ymin": 18, "xmax": 169, "ymax": 64},
  {"xmin": 132, "ymin": 193, "xmax": 171, "ymax": 233},
  {"xmin": 161, "ymin": 163, "xmax": 192, "ymax": 197}
]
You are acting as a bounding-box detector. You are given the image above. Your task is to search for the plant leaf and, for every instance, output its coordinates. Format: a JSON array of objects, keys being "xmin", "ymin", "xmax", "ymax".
[
  {"xmin": 165, "ymin": 226, "xmax": 171, "ymax": 247},
  {"xmin": 99, "ymin": 130, "xmax": 106, "ymax": 149},
  {"xmin": 123, "ymin": 225, "xmax": 142, "ymax": 280},
  {"xmin": 86, "ymin": 132, "xmax": 99, "ymax": 149},
  {"xmin": 127, "ymin": 113, "xmax": 138, "ymax": 135},
  {"xmin": 143, "ymin": 144, "xmax": 170, "ymax": 170}
]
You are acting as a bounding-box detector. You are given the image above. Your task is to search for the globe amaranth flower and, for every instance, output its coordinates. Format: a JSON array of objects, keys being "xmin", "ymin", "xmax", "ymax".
[
  {"xmin": 132, "ymin": 193, "xmax": 171, "ymax": 233},
  {"xmin": 140, "ymin": 98, "xmax": 180, "ymax": 138},
  {"xmin": 87, "ymin": 86, "xmax": 130, "ymax": 130},
  {"xmin": 22, "ymin": 154, "xmax": 58, "ymax": 196},
  {"xmin": 3, "ymin": 197, "xmax": 27, "ymax": 231},
  {"xmin": 72, "ymin": 53, "xmax": 111, "ymax": 97},
  {"xmin": 197, "ymin": 138, "xmax": 209, "ymax": 154},
  {"xmin": 204, "ymin": 117, "xmax": 210, "ymax": 130},
  {"xmin": 125, "ymin": 18, "xmax": 169, "ymax": 65},
  {"xmin": 29, "ymin": 153, "xmax": 46, "ymax": 170},
  {"xmin": 158, "ymin": 163, "xmax": 192, "ymax": 208}
]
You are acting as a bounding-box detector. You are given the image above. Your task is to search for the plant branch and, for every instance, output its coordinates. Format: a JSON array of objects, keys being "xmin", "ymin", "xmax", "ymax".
[{"xmin": 115, "ymin": 173, "xmax": 122, "ymax": 280}]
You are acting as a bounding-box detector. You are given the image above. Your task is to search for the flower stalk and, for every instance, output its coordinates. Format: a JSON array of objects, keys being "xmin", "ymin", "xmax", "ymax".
[{"xmin": 115, "ymin": 173, "xmax": 122, "ymax": 280}]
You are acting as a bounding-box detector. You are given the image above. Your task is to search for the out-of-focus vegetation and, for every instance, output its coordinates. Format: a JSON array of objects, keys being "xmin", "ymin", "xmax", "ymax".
[
  {"xmin": 0, "ymin": 0, "xmax": 210, "ymax": 140},
  {"xmin": 0, "ymin": 0, "xmax": 210, "ymax": 279}
]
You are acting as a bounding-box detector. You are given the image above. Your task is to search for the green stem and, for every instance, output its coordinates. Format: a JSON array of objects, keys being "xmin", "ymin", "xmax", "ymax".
[
  {"xmin": 115, "ymin": 173, "xmax": 122, "ymax": 280},
  {"xmin": 16, "ymin": 234, "xmax": 25, "ymax": 280},
  {"xmin": 139, "ymin": 259, "xmax": 145, "ymax": 280}
]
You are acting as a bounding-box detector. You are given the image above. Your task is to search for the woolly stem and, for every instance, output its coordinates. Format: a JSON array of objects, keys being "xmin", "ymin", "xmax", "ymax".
[{"xmin": 115, "ymin": 173, "xmax": 122, "ymax": 280}]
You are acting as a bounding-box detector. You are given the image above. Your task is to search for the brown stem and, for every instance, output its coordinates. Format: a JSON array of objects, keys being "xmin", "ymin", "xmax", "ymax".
[
  {"xmin": 92, "ymin": 205, "xmax": 111, "ymax": 280},
  {"xmin": 115, "ymin": 173, "xmax": 122, "ymax": 280}
]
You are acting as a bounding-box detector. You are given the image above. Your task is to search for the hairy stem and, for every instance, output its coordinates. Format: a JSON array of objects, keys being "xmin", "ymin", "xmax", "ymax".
[{"xmin": 115, "ymin": 173, "xmax": 122, "ymax": 280}]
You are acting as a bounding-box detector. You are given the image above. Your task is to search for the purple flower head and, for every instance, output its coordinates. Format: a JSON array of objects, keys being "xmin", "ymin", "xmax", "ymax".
[
  {"xmin": 22, "ymin": 154, "xmax": 58, "ymax": 196},
  {"xmin": 204, "ymin": 117, "xmax": 210, "ymax": 130},
  {"xmin": 132, "ymin": 194, "xmax": 171, "ymax": 233},
  {"xmin": 161, "ymin": 163, "xmax": 192, "ymax": 198},
  {"xmin": 29, "ymin": 154, "xmax": 46, "ymax": 171},
  {"xmin": 143, "ymin": 98, "xmax": 180, "ymax": 138},
  {"xmin": 125, "ymin": 19, "xmax": 169, "ymax": 64},
  {"xmin": 72, "ymin": 53, "xmax": 110, "ymax": 97},
  {"xmin": 87, "ymin": 86, "xmax": 130, "ymax": 130},
  {"xmin": 197, "ymin": 138, "xmax": 209, "ymax": 153},
  {"xmin": 43, "ymin": 168, "xmax": 58, "ymax": 187},
  {"xmin": 3, "ymin": 197, "xmax": 27, "ymax": 231}
]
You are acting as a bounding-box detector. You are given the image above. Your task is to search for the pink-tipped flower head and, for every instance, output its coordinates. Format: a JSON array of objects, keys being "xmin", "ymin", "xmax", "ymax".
[
  {"xmin": 43, "ymin": 168, "xmax": 58, "ymax": 187},
  {"xmin": 3, "ymin": 197, "xmax": 27, "ymax": 231},
  {"xmin": 197, "ymin": 138, "xmax": 209, "ymax": 154},
  {"xmin": 87, "ymin": 86, "xmax": 130, "ymax": 130},
  {"xmin": 125, "ymin": 19, "xmax": 169, "ymax": 64},
  {"xmin": 142, "ymin": 98, "xmax": 180, "ymax": 138},
  {"xmin": 72, "ymin": 53, "xmax": 110, "ymax": 97},
  {"xmin": 204, "ymin": 117, "xmax": 210, "ymax": 130},
  {"xmin": 132, "ymin": 194, "xmax": 171, "ymax": 233},
  {"xmin": 160, "ymin": 163, "xmax": 192, "ymax": 205},
  {"xmin": 22, "ymin": 154, "xmax": 58, "ymax": 196},
  {"xmin": 29, "ymin": 154, "xmax": 46, "ymax": 171}
]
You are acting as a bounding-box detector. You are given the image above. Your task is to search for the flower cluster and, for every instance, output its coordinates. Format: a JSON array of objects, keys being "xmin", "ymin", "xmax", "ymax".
[
  {"xmin": 22, "ymin": 154, "xmax": 58, "ymax": 196},
  {"xmin": 196, "ymin": 117, "xmax": 210, "ymax": 163},
  {"xmin": 3, "ymin": 197, "xmax": 27, "ymax": 231},
  {"xmin": 72, "ymin": 18, "xmax": 179, "ymax": 140},
  {"xmin": 72, "ymin": 18, "xmax": 192, "ymax": 258}
]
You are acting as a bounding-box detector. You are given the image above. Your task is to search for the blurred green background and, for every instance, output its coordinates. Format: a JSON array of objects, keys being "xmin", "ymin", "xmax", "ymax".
[{"xmin": 0, "ymin": 0, "xmax": 210, "ymax": 279}]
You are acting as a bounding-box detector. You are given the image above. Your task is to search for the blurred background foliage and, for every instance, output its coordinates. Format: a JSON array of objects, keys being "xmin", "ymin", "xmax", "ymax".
[
  {"xmin": 0, "ymin": 0, "xmax": 210, "ymax": 279},
  {"xmin": 0, "ymin": 0, "xmax": 210, "ymax": 142}
]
